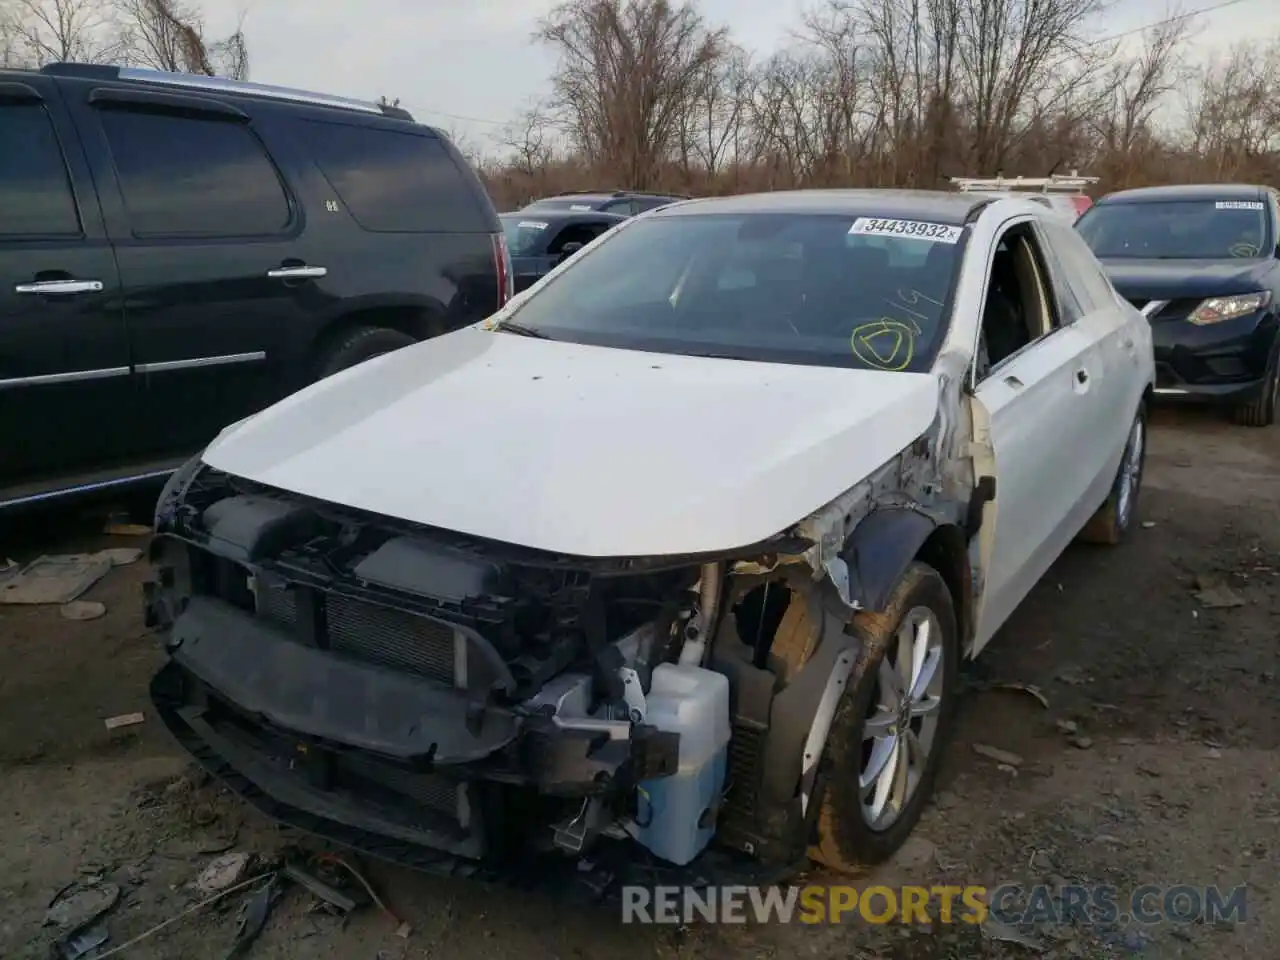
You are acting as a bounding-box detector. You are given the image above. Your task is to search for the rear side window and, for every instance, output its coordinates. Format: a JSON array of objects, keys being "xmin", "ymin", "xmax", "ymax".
[
  {"xmin": 299, "ymin": 120, "xmax": 487, "ymax": 233},
  {"xmin": 0, "ymin": 103, "xmax": 81, "ymax": 238},
  {"xmin": 98, "ymin": 110, "xmax": 291, "ymax": 238}
]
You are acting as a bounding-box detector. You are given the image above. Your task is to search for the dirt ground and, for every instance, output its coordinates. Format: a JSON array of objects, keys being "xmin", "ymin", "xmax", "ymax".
[{"xmin": 2, "ymin": 406, "xmax": 1276, "ymax": 960}]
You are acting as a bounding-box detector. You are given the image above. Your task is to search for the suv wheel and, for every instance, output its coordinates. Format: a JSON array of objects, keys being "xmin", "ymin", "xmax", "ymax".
[
  {"xmin": 317, "ymin": 326, "xmax": 417, "ymax": 380},
  {"xmin": 1233, "ymin": 352, "xmax": 1279, "ymax": 427},
  {"xmin": 772, "ymin": 562, "xmax": 959, "ymax": 873}
]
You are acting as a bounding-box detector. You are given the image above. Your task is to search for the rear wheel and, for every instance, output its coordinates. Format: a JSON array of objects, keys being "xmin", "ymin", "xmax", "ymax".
[
  {"xmin": 773, "ymin": 563, "xmax": 959, "ymax": 873},
  {"xmin": 1232, "ymin": 357, "xmax": 1279, "ymax": 427},
  {"xmin": 1077, "ymin": 402, "xmax": 1146, "ymax": 545},
  {"xmin": 316, "ymin": 326, "xmax": 417, "ymax": 380}
]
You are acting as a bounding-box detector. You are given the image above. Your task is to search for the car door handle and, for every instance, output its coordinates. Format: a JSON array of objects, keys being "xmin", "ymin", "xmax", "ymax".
[
  {"xmin": 266, "ymin": 265, "xmax": 327, "ymax": 280},
  {"xmin": 14, "ymin": 279, "xmax": 104, "ymax": 295}
]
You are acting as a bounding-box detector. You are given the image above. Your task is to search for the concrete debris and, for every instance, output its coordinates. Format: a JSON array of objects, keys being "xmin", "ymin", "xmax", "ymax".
[
  {"xmin": 973, "ymin": 743, "xmax": 1024, "ymax": 766},
  {"xmin": 0, "ymin": 554, "xmax": 112, "ymax": 605},
  {"xmin": 196, "ymin": 852, "xmax": 253, "ymax": 894},
  {"xmin": 61, "ymin": 600, "xmax": 107, "ymax": 621},
  {"xmin": 1194, "ymin": 573, "xmax": 1245, "ymax": 609},
  {"xmin": 44, "ymin": 882, "xmax": 121, "ymax": 929}
]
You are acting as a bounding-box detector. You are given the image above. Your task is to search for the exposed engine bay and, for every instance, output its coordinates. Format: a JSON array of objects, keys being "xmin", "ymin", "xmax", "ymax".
[{"xmin": 146, "ymin": 432, "xmax": 968, "ymax": 891}]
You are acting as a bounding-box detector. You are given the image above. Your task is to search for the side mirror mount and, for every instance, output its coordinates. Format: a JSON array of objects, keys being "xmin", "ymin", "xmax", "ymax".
[{"xmin": 558, "ymin": 241, "xmax": 584, "ymax": 263}]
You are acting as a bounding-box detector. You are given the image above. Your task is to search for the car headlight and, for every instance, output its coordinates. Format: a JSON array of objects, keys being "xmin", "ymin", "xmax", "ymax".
[{"xmin": 1187, "ymin": 291, "xmax": 1271, "ymax": 325}]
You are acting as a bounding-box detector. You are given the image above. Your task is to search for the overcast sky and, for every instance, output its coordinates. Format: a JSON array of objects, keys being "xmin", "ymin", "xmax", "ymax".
[{"xmin": 199, "ymin": 0, "xmax": 1266, "ymax": 151}]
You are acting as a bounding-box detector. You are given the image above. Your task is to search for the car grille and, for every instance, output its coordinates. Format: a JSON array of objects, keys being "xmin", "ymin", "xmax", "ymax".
[
  {"xmin": 253, "ymin": 581, "xmax": 457, "ymax": 685},
  {"xmin": 205, "ymin": 690, "xmax": 462, "ymax": 822}
]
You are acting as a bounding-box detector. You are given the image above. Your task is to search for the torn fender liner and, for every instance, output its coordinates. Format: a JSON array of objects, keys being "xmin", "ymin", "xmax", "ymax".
[
  {"xmin": 169, "ymin": 596, "xmax": 520, "ymax": 762},
  {"xmin": 842, "ymin": 507, "xmax": 937, "ymax": 612}
]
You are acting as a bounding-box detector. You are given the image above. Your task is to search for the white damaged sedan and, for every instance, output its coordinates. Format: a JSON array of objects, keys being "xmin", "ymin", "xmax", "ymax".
[{"xmin": 147, "ymin": 190, "xmax": 1154, "ymax": 887}]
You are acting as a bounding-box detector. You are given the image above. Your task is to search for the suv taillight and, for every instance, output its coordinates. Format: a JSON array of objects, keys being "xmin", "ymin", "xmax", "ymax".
[{"xmin": 492, "ymin": 233, "xmax": 513, "ymax": 307}]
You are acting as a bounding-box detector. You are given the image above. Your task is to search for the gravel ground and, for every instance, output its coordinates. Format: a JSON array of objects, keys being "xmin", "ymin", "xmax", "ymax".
[{"xmin": 1, "ymin": 405, "xmax": 1275, "ymax": 960}]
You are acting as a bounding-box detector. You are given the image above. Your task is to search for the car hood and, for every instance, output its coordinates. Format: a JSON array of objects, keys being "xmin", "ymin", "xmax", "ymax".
[
  {"xmin": 201, "ymin": 326, "xmax": 940, "ymax": 558},
  {"xmin": 1100, "ymin": 258, "xmax": 1278, "ymax": 301}
]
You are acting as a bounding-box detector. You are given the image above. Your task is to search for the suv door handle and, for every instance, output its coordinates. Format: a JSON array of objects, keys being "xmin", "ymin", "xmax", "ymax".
[
  {"xmin": 267, "ymin": 265, "xmax": 327, "ymax": 280},
  {"xmin": 15, "ymin": 279, "xmax": 104, "ymax": 295}
]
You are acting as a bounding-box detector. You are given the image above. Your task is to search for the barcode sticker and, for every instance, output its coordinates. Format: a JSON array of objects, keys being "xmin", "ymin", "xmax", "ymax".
[
  {"xmin": 569, "ymin": 204, "xmax": 592, "ymax": 211},
  {"xmin": 850, "ymin": 218, "xmax": 963, "ymax": 243},
  {"xmin": 517, "ymin": 221, "xmax": 549, "ymax": 230},
  {"xmin": 1216, "ymin": 201, "xmax": 1264, "ymax": 210}
]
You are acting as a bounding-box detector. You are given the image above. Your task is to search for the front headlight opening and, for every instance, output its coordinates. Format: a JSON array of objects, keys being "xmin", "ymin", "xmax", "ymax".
[{"xmin": 1188, "ymin": 291, "xmax": 1272, "ymax": 325}]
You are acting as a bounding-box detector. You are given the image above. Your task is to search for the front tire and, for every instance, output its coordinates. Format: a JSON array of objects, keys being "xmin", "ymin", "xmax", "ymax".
[
  {"xmin": 777, "ymin": 563, "xmax": 959, "ymax": 873},
  {"xmin": 1077, "ymin": 402, "xmax": 1147, "ymax": 545},
  {"xmin": 1233, "ymin": 357, "xmax": 1278, "ymax": 427}
]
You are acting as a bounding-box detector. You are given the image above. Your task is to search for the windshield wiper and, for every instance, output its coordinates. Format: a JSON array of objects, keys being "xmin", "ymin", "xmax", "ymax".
[{"xmin": 494, "ymin": 321, "xmax": 553, "ymax": 339}]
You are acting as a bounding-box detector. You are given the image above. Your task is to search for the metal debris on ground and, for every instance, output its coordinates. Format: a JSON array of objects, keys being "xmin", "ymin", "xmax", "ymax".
[
  {"xmin": 981, "ymin": 916, "xmax": 1045, "ymax": 951},
  {"xmin": 96, "ymin": 547, "xmax": 144, "ymax": 566},
  {"xmin": 1193, "ymin": 573, "xmax": 1245, "ymax": 609},
  {"xmin": 0, "ymin": 554, "xmax": 113, "ymax": 605},
  {"xmin": 103, "ymin": 712, "xmax": 145, "ymax": 730},
  {"xmin": 282, "ymin": 863, "xmax": 359, "ymax": 913},
  {"xmin": 55, "ymin": 923, "xmax": 110, "ymax": 960},
  {"xmin": 972, "ymin": 743, "xmax": 1024, "ymax": 766},
  {"xmin": 225, "ymin": 876, "xmax": 283, "ymax": 959},
  {"xmin": 988, "ymin": 681, "xmax": 1050, "ymax": 709},
  {"xmin": 104, "ymin": 522, "xmax": 152, "ymax": 537},
  {"xmin": 44, "ymin": 882, "xmax": 121, "ymax": 929},
  {"xmin": 61, "ymin": 600, "xmax": 107, "ymax": 621},
  {"xmin": 196, "ymin": 852, "xmax": 253, "ymax": 894}
]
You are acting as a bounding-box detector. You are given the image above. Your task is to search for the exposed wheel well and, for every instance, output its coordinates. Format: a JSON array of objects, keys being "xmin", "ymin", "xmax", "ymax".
[{"xmin": 915, "ymin": 523, "xmax": 972, "ymax": 652}]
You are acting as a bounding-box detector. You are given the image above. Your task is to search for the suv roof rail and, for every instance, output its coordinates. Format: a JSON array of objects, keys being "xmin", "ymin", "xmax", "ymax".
[
  {"xmin": 552, "ymin": 188, "xmax": 691, "ymax": 199},
  {"xmin": 950, "ymin": 172, "xmax": 1100, "ymax": 194},
  {"xmin": 38, "ymin": 62, "xmax": 414, "ymax": 120}
]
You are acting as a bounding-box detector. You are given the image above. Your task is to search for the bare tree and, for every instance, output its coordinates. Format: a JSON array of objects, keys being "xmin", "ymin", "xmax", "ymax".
[
  {"xmin": 116, "ymin": 0, "xmax": 248, "ymax": 77},
  {"xmin": 499, "ymin": 102, "xmax": 557, "ymax": 176},
  {"xmin": 537, "ymin": 0, "xmax": 728, "ymax": 187},
  {"xmin": 7, "ymin": 0, "xmax": 128, "ymax": 64}
]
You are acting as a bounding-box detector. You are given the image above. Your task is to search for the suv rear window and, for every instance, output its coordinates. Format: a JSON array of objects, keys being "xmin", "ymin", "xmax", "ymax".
[
  {"xmin": 98, "ymin": 109, "xmax": 292, "ymax": 238},
  {"xmin": 299, "ymin": 120, "xmax": 488, "ymax": 233},
  {"xmin": 0, "ymin": 102, "xmax": 81, "ymax": 237}
]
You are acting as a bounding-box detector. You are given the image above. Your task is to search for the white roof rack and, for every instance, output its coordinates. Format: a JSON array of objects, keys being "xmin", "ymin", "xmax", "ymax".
[{"xmin": 950, "ymin": 172, "xmax": 1100, "ymax": 194}]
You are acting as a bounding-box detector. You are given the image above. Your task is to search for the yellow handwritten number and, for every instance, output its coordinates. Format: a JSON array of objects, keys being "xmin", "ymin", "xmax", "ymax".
[{"xmin": 851, "ymin": 319, "xmax": 915, "ymax": 371}]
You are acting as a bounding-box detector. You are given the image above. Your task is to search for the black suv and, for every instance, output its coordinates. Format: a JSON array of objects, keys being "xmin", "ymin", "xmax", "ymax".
[
  {"xmin": 1076, "ymin": 183, "xmax": 1280, "ymax": 426},
  {"xmin": 0, "ymin": 62, "xmax": 511, "ymax": 509},
  {"xmin": 520, "ymin": 189, "xmax": 688, "ymax": 217}
]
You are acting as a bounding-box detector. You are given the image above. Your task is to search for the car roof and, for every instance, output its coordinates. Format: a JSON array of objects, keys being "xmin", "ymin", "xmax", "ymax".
[
  {"xmin": 500, "ymin": 210, "xmax": 628, "ymax": 225},
  {"xmin": 654, "ymin": 189, "xmax": 989, "ymax": 225},
  {"xmin": 1095, "ymin": 183, "xmax": 1268, "ymax": 205}
]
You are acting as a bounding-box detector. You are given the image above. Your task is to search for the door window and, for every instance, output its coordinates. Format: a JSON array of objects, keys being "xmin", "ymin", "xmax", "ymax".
[
  {"xmin": 299, "ymin": 120, "xmax": 487, "ymax": 233},
  {"xmin": 1043, "ymin": 220, "xmax": 1117, "ymax": 313},
  {"xmin": 0, "ymin": 103, "xmax": 81, "ymax": 238},
  {"xmin": 974, "ymin": 223, "xmax": 1058, "ymax": 382},
  {"xmin": 99, "ymin": 109, "xmax": 291, "ymax": 238}
]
